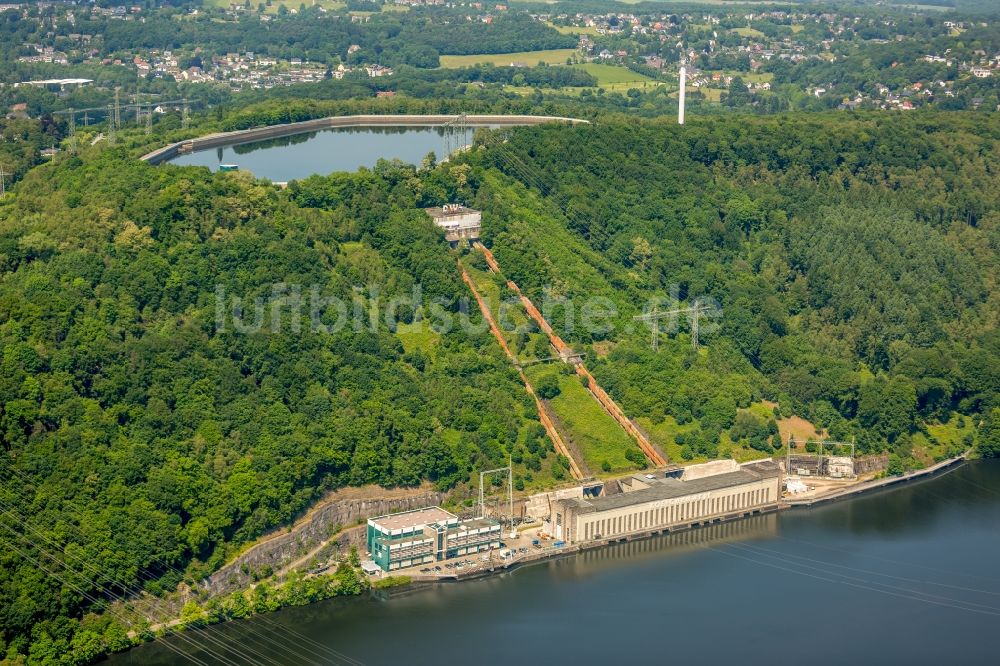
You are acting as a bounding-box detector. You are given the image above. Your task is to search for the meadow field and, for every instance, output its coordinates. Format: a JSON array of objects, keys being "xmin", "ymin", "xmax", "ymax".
[{"xmin": 439, "ymin": 49, "xmax": 578, "ymax": 68}]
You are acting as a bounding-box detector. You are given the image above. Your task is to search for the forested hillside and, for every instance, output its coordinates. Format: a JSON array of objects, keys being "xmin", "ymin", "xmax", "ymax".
[
  {"xmin": 464, "ymin": 112, "xmax": 1000, "ymax": 461},
  {"xmin": 1, "ymin": 111, "xmax": 1000, "ymax": 662},
  {"xmin": 0, "ymin": 148, "xmax": 566, "ymax": 662}
]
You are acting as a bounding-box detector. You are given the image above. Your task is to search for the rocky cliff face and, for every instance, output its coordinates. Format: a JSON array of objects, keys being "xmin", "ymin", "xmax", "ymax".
[{"xmin": 202, "ymin": 491, "xmax": 445, "ymax": 597}]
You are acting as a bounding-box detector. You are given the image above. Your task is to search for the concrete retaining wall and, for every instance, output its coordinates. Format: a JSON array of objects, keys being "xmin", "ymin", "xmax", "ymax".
[{"xmin": 141, "ymin": 114, "xmax": 589, "ymax": 165}]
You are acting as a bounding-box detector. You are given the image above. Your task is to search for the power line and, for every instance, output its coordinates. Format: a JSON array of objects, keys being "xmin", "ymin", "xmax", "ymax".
[
  {"xmin": 634, "ymin": 299, "xmax": 712, "ymax": 351},
  {"xmin": 0, "ymin": 522, "xmax": 215, "ymax": 666},
  {"xmin": 707, "ymin": 543, "xmax": 1000, "ymax": 618},
  {"xmin": 0, "ymin": 496, "xmax": 271, "ymax": 666},
  {"xmin": 0, "ymin": 457, "xmax": 365, "ymax": 665}
]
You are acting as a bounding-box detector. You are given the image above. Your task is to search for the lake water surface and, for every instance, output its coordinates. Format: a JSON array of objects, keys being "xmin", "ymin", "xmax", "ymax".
[
  {"xmin": 167, "ymin": 125, "xmax": 480, "ymax": 181},
  {"xmin": 107, "ymin": 461, "xmax": 1000, "ymax": 665}
]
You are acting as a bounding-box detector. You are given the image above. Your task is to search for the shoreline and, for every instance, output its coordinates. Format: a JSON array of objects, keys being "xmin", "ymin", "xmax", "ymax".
[
  {"xmin": 138, "ymin": 113, "xmax": 590, "ymax": 166},
  {"xmin": 397, "ymin": 452, "xmax": 971, "ymax": 586},
  {"xmin": 111, "ymin": 453, "xmax": 978, "ymax": 661}
]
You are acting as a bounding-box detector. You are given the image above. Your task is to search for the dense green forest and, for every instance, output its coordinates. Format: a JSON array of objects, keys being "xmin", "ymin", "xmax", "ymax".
[
  {"xmin": 1, "ymin": 96, "xmax": 1000, "ymax": 663},
  {"xmin": 0, "ymin": 142, "xmax": 571, "ymax": 662},
  {"xmin": 465, "ymin": 112, "xmax": 1000, "ymax": 461}
]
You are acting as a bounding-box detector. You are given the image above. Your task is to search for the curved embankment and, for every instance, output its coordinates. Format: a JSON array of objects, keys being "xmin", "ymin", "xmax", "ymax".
[
  {"xmin": 474, "ymin": 243, "xmax": 669, "ymax": 468},
  {"xmin": 140, "ymin": 114, "xmax": 590, "ymax": 165}
]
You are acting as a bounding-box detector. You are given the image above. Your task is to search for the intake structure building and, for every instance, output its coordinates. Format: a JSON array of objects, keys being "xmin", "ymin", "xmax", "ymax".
[{"xmin": 425, "ymin": 204, "xmax": 481, "ymax": 243}]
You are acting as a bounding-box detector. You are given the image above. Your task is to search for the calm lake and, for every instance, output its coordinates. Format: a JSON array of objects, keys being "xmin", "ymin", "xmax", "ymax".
[
  {"xmin": 108, "ymin": 461, "xmax": 1000, "ymax": 665},
  {"xmin": 167, "ymin": 125, "xmax": 483, "ymax": 180}
]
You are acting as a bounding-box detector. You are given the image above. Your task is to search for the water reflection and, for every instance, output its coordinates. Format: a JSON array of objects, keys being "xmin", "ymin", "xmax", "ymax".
[
  {"xmin": 804, "ymin": 463, "xmax": 1000, "ymax": 538},
  {"xmin": 105, "ymin": 462, "xmax": 1000, "ymax": 666},
  {"xmin": 168, "ymin": 125, "xmax": 491, "ymax": 181}
]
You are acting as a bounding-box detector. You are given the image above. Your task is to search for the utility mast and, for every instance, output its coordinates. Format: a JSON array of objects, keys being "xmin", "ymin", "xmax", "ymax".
[
  {"xmin": 634, "ymin": 299, "xmax": 712, "ymax": 351},
  {"xmin": 479, "ymin": 458, "xmax": 515, "ymax": 539},
  {"xmin": 0, "ymin": 164, "xmax": 6, "ymax": 198},
  {"xmin": 113, "ymin": 87, "xmax": 121, "ymax": 132},
  {"xmin": 678, "ymin": 65, "xmax": 687, "ymax": 125}
]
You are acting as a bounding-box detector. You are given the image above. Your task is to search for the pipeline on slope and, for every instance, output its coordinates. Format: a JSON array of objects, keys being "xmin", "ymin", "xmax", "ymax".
[
  {"xmin": 473, "ymin": 243, "xmax": 669, "ymax": 468},
  {"xmin": 459, "ymin": 263, "xmax": 586, "ymax": 481}
]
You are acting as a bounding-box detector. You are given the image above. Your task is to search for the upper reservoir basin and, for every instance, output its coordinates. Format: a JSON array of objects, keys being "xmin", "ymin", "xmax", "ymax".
[{"xmin": 167, "ymin": 125, "xmax": 482, "ymax": 181}]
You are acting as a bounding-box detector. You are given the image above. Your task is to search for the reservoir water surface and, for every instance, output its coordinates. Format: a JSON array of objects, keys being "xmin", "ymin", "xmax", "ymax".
[
  {"xmin": 108, "ymin": 461, "xmax": 1000, "ymax": 665},
  {"xmin": 167, "ymin": 125, "xmax": 481, "ymax": 180}
]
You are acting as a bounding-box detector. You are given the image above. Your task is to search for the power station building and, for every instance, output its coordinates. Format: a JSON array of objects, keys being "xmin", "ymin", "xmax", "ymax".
[
  {"xmin": 548, "ymin": 461, "xmax": 782, "ymax": 544},
  {"xmin": 367, "ymin": 506, "xmax": 501, "ymax": 572},
  {"xmin": 425, "ymin": 204, "xmax": 481, "ymax": 243}
]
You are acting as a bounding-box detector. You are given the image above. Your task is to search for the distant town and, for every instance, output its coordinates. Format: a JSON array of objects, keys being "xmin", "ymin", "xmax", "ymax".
[{"xmin": 2, "ymin": 1, "xmax": 996, "ymax": 112}]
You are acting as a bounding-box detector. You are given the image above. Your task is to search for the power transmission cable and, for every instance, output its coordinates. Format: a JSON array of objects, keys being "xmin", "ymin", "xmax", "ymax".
[
  {"xmin": 0, "ymin": 458, "xmax": 364, "ymax": 665},
  {"xmin": 0, "ymin": 524, "xmax": 215, "ymax": 666},
  {"xmin": 706, "ymin": 543, "xmax": 1000, "ymax": 617},
  {"xmin": 773, "ymin": 532, "xmax": 1000, "ymax": 586},
  {"xmin": 0, "ymin": 494, "xmax": 289, "ymax": 666},
  {"xmin": 0, "ymin": 508, "xmax": 267, "ymax": 666},
  {"xmin": 0, "ymin": 474, "xmax": 319, "ymax": 665},
  {"xmin": 728, "ymin": 541, "xmax": 1000, "ymax": 614},
  {"xmin": 731, "ymin": 543, "xmax": 1000, "ymax": 600}
]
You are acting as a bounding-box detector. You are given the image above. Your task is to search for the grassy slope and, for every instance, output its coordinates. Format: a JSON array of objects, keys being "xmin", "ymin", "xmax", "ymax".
[
  {"xmin": 912, "ymin": 414, "xmax": 977, "ymax": 465},
  {"xmin": 730, "ymin": 27, "xmax": 766, "ymax": 38},
  {"xmin": 526, "ymin": 365, "xmax": 644, "ymax": 475},
  {"xmin": 395, "ymin": 321, "xmax": 440, "ymax": 353},
  {"xmin": 459, "ymin": 257, "xmax": 542, "ymax": 359}
]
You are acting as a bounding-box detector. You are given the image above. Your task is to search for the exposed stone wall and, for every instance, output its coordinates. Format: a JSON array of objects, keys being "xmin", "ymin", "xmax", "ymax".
[
  {"xmin": 855, "ymin": 453, "xmax": 889, "ymax": 475},
  {"xmin": 201, "ymin": 491, "xmax": 444, "ymax": 597}
]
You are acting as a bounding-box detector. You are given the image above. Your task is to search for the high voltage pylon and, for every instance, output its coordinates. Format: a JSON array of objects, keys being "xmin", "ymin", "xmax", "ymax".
[
  {"xmin": 444, "ymin": 113, "xmax": 469, "ymax": 156},
  {"xmin": 479, "ymin": 456, "xmax": 515, "ymax": 539},
  {"xmin": 113, "ymin": 87, "xmax": 121, "ymax": 131},
  {"xmin": 67, "ymin": 108, "xmax": 76, "ymax": 153},
  {"xmin": 0, "ymin": 164, "xmax": 7, "ymax": 198},
  {"xmin": 634, "ymin": 299, "xmax": 713, "ymax": 351}
]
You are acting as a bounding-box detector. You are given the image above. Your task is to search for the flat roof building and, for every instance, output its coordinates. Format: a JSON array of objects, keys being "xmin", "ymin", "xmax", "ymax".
[
  {"xmin": 367, "ymin": 506, "xmax": 502, "ymax": 572},
  {"xmin": 425, "ymin": 204, "xmax": 481, "ymax": 243},
  {"xmin": 550, "ymin": 461, "xmax": 782, "ymax": 544}
]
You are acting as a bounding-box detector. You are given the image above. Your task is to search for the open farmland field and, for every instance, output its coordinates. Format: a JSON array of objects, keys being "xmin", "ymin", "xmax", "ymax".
[
  {"xmin": 439, "ymin": 49, "xmax": 578, "ymax": 68},
  {"xmin": 547, "ymin": 23, "xmax": 601, "ymax": 35}
]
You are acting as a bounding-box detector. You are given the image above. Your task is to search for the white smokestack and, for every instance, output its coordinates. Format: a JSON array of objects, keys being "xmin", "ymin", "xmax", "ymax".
[{"xmin": 678, "ymin": 66, "xmax": 686, "ymax": 125}]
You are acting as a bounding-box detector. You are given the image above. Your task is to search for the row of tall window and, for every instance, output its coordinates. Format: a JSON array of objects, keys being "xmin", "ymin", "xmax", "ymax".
[{"xmin": 582, "ymin": 484, "xmax": 772, "ymax": 540}]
